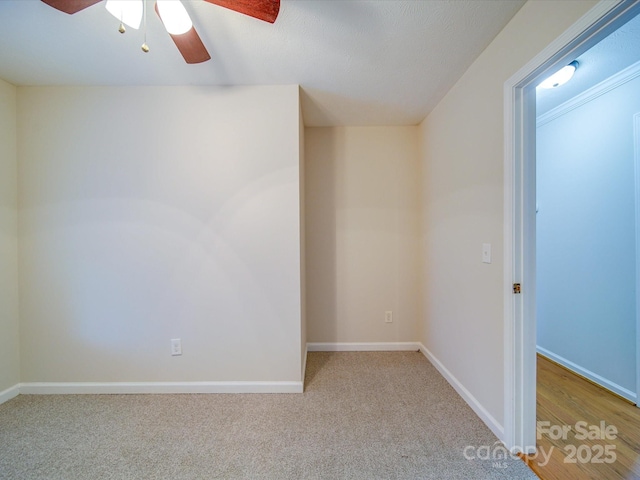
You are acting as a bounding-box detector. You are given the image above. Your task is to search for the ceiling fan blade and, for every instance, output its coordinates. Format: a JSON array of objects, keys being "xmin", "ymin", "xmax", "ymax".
[
  {"xmin": 155, "ymin": 3, "xmax": 210, "ymax": 64},
  {"xmin": 167, "ymin": 27, "xmax": 212, "ymax": 64},
  {"xmin": 41, "ymin": 0, "xmax": 102, "ymax": 14},
  {"xmin": 204, "ymin": 0, "xmax": 280, "ymax": 23}
]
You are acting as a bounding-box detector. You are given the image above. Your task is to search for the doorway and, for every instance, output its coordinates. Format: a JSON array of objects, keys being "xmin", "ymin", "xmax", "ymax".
[
  {"xmin": 526, "ymin": 11, "xmax": 640, "ymax": 478},
  {"xmin": 535, "ymin": 12, "xmax": 640, "ymax": 404},
  {"xmin": 503, "ymin": 0, "xmax": 640, "ymax": 454}
]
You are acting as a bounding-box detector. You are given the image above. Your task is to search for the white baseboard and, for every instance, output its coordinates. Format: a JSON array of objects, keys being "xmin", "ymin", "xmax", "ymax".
[
  {"xmin": 307, "ymin": 342, "xmax": 422, "ymax": 352},
  {"xmin": 19, "ymin": 381, "xmax": 303, "ymax": 395},
  {"xmin": 0, "ymin": 384, "xmax": 20, "ymax": 405},
  {"xmin": 537, "ymin": 346, "xmax": 637, "ymax": 403},
  {"xmin": 418, "ymin": 343, "xmax": 504, "ymax": 441}
]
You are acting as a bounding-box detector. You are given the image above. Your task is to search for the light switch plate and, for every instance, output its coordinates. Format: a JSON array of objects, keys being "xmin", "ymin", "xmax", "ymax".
[{"xmin": 482, "ymin": 243, "xmax": 492, "ymax": 264}]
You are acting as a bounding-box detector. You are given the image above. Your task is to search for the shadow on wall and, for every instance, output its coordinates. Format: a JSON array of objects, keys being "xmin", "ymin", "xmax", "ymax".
[{"xmin": 305, "ymin": 128, "xmax": 339, "ymax": 343}]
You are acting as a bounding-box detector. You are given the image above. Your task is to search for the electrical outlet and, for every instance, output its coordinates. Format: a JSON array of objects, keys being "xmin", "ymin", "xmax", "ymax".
[
  {"xmin": 171, "ymin": 338, "xmax": 182, "ymax": 356},
  {"xmin": 385, "ymin": 311, "xmax": 393, "ymax": 323}
]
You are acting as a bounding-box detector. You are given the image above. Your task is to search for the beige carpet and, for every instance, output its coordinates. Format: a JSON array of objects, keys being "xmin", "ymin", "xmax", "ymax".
[{"xmin": 0, "ymin": 352, "xmax": 537, "ymax": 479}]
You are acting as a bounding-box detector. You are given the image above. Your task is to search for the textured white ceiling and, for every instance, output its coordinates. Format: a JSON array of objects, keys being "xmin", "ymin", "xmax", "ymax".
[
  {"xmin": 537, "ymin": 12, "xmax": 640, "ymax": 116},
  {"xmin": 0, "ymin": 0, "xmax": 526, "ymax": 126}
]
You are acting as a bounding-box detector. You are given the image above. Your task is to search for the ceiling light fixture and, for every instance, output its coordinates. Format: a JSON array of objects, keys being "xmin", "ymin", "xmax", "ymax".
[
  {"xmin": 41, "ymin": 0, "xmax": 281, "ymax": 64},
  {"xmin": 538, "ymin": 61, "xmax": 579, "ymax": 89},
  {"xmin": 105, "ymin": 0, "xmax": 143, "ymax": 30},
  {"xmin": 156, "ymin": 0, "xmax": 193, "ymax": 35}
]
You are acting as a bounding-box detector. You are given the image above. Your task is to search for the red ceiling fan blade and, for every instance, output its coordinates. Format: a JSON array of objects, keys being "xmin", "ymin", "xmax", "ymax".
[
  {"xmin": 167, "ymin": 28, "xmax": 212, "ymax": 64},
  {"xmin": 41, "ymin": 0, "xmax": 102, "ymax": 14},
  {"xmin": 204, "ymin": 0, "xmax": 280, "ymax": 23},
  {"xmin": 155, "ymin": 3, "xmax": 211, "ymax": 64}
]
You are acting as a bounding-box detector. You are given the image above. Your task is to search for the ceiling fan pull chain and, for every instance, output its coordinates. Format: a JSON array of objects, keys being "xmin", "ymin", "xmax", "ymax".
[
  {"xmin": 141, "ymin": 0, "xmax": 149, "ymax": 53},
  {"xmin": 118, "ymin": 8, "xmax": 125, "ymax": 34}
]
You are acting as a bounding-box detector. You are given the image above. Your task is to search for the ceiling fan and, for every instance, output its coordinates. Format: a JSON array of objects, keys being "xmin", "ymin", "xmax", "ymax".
[{"xmin": 40, "ymin": 0, "xmax": 280, "ymax": 64}]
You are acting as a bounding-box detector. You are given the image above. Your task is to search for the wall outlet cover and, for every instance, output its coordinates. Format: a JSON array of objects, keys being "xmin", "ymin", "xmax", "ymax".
[{"xmin": 171, "ymin": 338, "xmax": 182, "ymax": 356}]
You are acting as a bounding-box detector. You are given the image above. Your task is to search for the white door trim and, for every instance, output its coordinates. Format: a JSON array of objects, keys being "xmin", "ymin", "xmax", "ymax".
[
  {"xmin": 635, "ymin": 112, "xmax": 640, "ymax": 406},
  {"xmin": 503, "ymin": 0, "xmax": 640, "ymax": 452}
]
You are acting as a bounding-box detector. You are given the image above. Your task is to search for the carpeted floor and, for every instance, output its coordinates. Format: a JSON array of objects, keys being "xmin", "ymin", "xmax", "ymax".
[{"xmin": 0, "ymin": 352, "xmax": 537, "ymax": 479}]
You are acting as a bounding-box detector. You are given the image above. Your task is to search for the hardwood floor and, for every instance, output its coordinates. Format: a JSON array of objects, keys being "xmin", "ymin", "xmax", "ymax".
[{"xmin": 521, "ymin": 354, "xmax": 640, "ymax": 479}]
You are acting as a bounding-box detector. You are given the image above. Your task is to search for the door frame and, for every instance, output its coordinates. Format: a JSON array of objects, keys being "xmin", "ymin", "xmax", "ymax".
[
  {"xmin": 635, "ymin": 112, "xmax": 640, "ymax": 405},
  {"xmin": 503, "ymin": 0, "xmax": 640, "ymax": 452}
]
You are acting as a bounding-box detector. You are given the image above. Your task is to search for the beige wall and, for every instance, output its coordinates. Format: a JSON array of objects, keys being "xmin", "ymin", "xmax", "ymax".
[
  {"xmin": 0, "ymin": 78, "xmax": 19, "ymax": 394},
  {"xmin": 419, "ymin": 0, "xmax": 598, "ymax": 428},
  {"xmin": 18, "ymin": 85, "xmax": 303, "ymax": 384},
  {"xmin": 299, "ymin": 92, "xmax": 307, "ymax": 372},
  {"xmin": 305, "ymin": 127, "xmax": 421, "ymax": 343}
]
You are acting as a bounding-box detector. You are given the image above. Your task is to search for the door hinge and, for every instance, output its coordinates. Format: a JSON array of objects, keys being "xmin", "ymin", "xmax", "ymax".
[{"xmin": 513, "ymin": 283, "xmax": 521, "ymax": 294}]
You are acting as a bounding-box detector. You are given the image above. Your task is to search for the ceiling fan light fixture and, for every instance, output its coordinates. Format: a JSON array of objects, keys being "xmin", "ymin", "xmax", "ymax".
[
  {"xmin": 105, "ymin": 0, "xmax": 143, "ymax": 29},
  {"xmin": 156, "ymin": 0, "xmax": 193, "ymax": 35}
]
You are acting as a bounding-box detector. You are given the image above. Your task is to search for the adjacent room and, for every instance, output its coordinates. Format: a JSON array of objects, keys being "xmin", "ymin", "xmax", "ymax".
[
  {"xmin": 526, "ymin": 10, "xmax": 640, "ymax": 479},
  {"xmin": 1, "ymin": 0, "xmax": 637, "ymax": 478}
]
